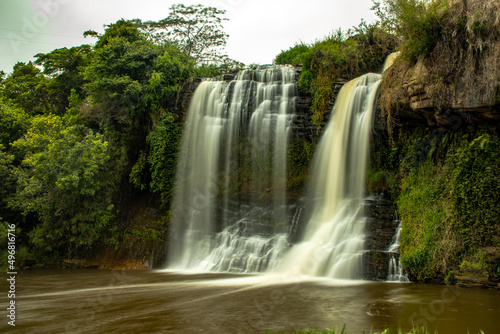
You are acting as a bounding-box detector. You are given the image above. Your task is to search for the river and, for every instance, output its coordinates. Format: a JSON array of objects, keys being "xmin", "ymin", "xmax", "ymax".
[{"xmin": 2, "ymin": 269, "xmax": 499, "ymax": 333}]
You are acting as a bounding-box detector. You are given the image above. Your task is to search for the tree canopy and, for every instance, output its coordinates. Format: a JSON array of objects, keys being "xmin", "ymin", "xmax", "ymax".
[
  {"xmin": 137, "ymin": 4, "xmax": 230, "ymax": 65},
  {"xmin": 10, "ymin": 115, "xmax": 114, "ymax": 255}
]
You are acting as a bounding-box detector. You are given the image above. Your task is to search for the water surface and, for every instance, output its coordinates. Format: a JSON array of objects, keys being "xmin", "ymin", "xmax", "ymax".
[{"xmin": 2, "ymin": 270, "xmax": 499, "ymax": 333}]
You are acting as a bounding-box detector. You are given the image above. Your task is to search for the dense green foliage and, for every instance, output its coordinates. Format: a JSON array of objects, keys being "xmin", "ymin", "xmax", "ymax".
[
  {"xmin": 2, "ymin": 62, "xmax": 55, "ymax": 115},
  {"xmin": 34, "ymin": 45, "xmax": 92, "ymax": 114},
  {"xmin": 85, "ymin": 27, "xmax": 193, "ymax": 124},
  {"xmin": 0, "ymin": 99, "xmax": 29, "ymax": 147},
  {"xmin": 369, "ymin": 128, "xmax": 500, "ymax": 281},
  {"xmin": 0, "ymin": 5, "xmax": 234, "ymax": 268},
  {"xmin": 287, "ymin": 138, "xmax": 315, "ymax": 193},
  {"xmin": 130, "ymin": 113, "xmax": 182, "ymax": 207},
  {"xmin": 10, "ymin": 115, "xmax": 114, "ymax": 255},
  {"xmin": 274, "ymin": 42, "xmax": 310, "ymax": 66},
  {"xmin": 0, "ymin": 101, "xmax": 29, "ymax": 224},
  {"xmin": 449, "ymin": 134, "xmax": 500, "ymax": 247}
]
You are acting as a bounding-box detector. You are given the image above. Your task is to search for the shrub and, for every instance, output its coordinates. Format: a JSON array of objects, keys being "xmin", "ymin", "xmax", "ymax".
[
  {"xmin": 274, "ymin": 42, "xmax": 311, "ymax": 66},
  {"xmin": 373, "ymin": 0, "xmax": 450, "ymax": 62}
]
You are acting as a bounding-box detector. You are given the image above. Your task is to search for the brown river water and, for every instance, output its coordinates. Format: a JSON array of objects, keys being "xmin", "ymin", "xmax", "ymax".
[{"xmin": 1, "ymin": 269, "xmax": 499, "ymax": 333}]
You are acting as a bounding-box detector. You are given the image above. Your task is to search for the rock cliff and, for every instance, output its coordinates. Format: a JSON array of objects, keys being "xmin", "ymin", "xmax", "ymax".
[{"xmin": 379, "ymin": 0, "xmax": 500, "ymax": 130}]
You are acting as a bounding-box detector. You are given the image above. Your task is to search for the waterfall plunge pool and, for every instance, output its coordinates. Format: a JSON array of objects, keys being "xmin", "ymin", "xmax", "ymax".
[{"xmin": 4, "ymin": 269, "xmax": 499, "ymax": 333}]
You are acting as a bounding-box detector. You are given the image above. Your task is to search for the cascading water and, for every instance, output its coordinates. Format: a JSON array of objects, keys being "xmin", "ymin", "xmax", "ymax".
[
  {"xmin": 387, "ymin": 211, "xmax": 409, "ymax": 282},
  {"xmin": 168, "ymin": 65, "xmax": 297, "ymax": 272},
  {"xmin": 168, "ymin": 54, "xmax": 400, "ymax": 279},
  {"xmin": 273, "ymin": 53, "xmax": 400, "ymax": 279},
  {"xmin": 276, "ymin": 73, "xmax": 382, "ymax": 279}
]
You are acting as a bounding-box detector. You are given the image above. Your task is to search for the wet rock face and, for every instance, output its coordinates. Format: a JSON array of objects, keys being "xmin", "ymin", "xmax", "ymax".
[
  {"xmin": 364, "ymin": 251, "xmax": 397, "ymax": 281},
  {"xmin": 214, "ymin": 197, "xmax": 304, "ymax": 237},
  {"xmin": 364, "ymin": 195, "xmax": 398, "ymax": 251},
  {"xmin": 167, "ymin": 77, "xmax": 203, "ymax": 122},
  {"xmin": 291, "ymin": 94, "xmax": 315, "ymax": 139},
  {"xmin": 363, "ymin": 195, "xmax": 401, "ymax": 281},
  {"xmin": 291, "ymin": 81, "xmax": 346, "ymax": 139}
]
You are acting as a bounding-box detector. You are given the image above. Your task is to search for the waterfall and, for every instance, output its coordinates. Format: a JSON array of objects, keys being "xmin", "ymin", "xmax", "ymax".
[
  {"xmin": 382, "ymin": 51, "xmax": 400, "ymax": 73},
  {"xmin": 387, "ymin": 212, "xmax": 409, "ymax": 282},
  {"xmin": 168, "ymin": 65, "xmax": 297, "ymax": 272},
  {"xmin": 167, "ymin": 54, "xmax": 400, "ymax": 279},
  {"xmin": 275, "ymin": 73, "xmax": 382, "ymax": 279}
]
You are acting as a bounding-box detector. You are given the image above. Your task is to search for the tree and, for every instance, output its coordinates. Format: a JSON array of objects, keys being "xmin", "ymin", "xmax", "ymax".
[
  {"xmin": 95, "ymin": 19, "xmax": 144, "ymax": 49},
  {"xmin": 34, "ymin": 45, "xmax": 92, "ymax": 114},
  {"xmin": 0, "ymin": 100, "xmax": 30, "ymax": 243},
  {"xmin": 138, "ymin": 4, "xmax": 229, "ymax": 64},
  {"xmin": 85, "ymin": 21, "xmax": 193, "ymax": 127},
  {"xmin": 2, "ymin": 62, "xmax": 55, "ymax": 115},
  {"xmin": 0, "ymin": 98, "xmax": 30, "ymax": 148},
  {"xmin": 84, "ymin": 18, "xmax": 193, "ymax": 220},
  {"xmin": 85, "ymin": 38, "xmax": 162, "ymax": 125},
  {"xmin": 0, "ymin": 144, "xmax": 15, "ymax": 221},
  {"xmin": 10, "ymin": 114, "xmax": 114, "ymax": 255},
  {"xmin": 371, "ymin": 0, "xmax": 399, "ymax": 35}
]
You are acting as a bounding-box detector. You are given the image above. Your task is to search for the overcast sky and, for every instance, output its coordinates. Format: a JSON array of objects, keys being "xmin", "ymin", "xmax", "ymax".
[{"xmin": 0, "ymin": 0, "xmax": 378, "ymax": 73}]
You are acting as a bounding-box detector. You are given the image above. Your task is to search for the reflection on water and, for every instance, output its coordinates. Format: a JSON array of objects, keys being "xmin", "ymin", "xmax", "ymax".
[{"xmin": 1, "ymin": 270, "xmax": 499, "ymax": 333}]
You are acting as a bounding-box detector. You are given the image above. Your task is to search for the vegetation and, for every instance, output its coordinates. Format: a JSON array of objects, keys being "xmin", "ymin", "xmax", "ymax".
[
  {"xmin": 287, "ymin": 138, "xmax": 315, "ymax": 193},
  {"xmin": 2, "ymin": 62, "xmax": 55, "ymax": 115},
  {"xmin": 142, "ymin": 113, "xmax": 182, "ymax": 207},
  {"xmin": 275, "ymin": 26, "xmax": 396, "ymax": 130},
  {"xmin": 372, "ymin": 0, "xmax": 450, "ymax": 62},
  {"xmin": 369, "ymin": 128, "xmax": 500, "ymax": 281},
  {"xmin": 0, "ymin": 4, "xmax": 237, "ymax": 268},
  {"xmin": 10, "ymin": 114, "xmax": 114, "ymax": 256},
  {"xmin": 84, "ymin": 4, "xmax": 242, "ymax": 73}
]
